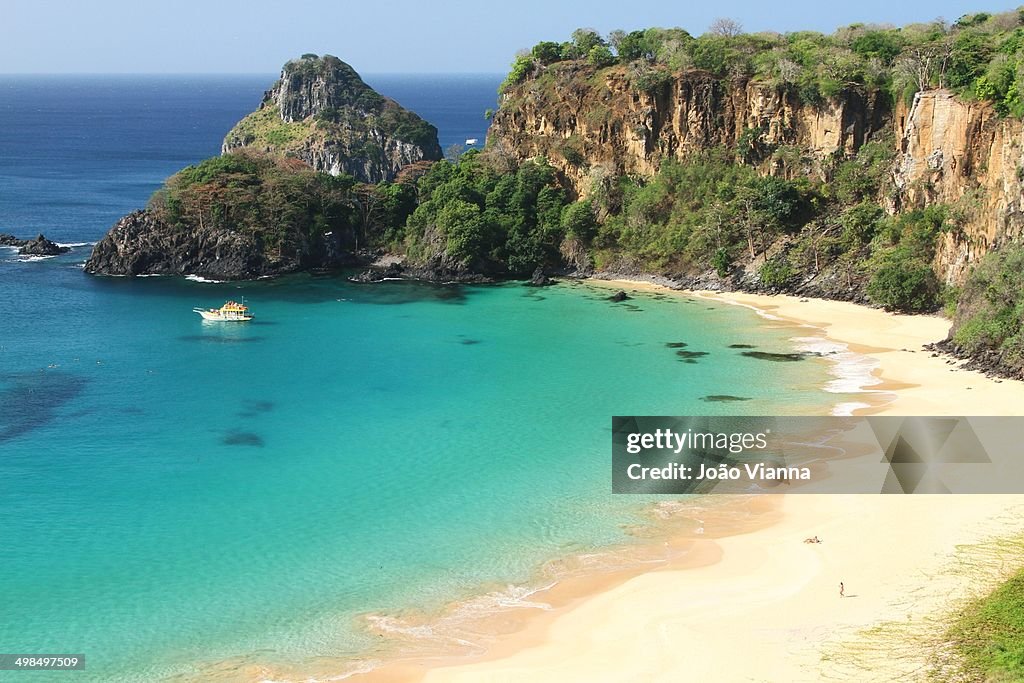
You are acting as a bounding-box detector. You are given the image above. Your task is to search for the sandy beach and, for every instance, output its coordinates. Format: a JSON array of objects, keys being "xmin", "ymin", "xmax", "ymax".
[
  {"xmin": 587, "ymin": 279, "xmax": 1024, "ymax": 417},
  {"xmin": 403, "ymin": 494, "xmax": 1023, "ymax": 683},
  {"xmin": 697, "ymin": 288, "xmax": 1024, "ymax": 417},
  {"xmin": 343, "ymin": 282, "xmax": 1024, "ymax": 683}
]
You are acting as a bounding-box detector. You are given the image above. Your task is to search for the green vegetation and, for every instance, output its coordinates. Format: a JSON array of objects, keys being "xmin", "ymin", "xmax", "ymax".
[
  {"xmin": 942, "ymin": 566, "xmax": 1024, "ymax": 680},
  {"xmin": 501, "ymin": 10, "xmax": 1024, "ymax": 116},
  {"xmin": 225, "ymin": 105, "xmax": 313, "ymax": 148},
  {"xmin": 590, "ymin": 150, "xmax": 813, "ymax": 272},
  {"xmin": 950, "ymin": 242, "xmax": 1024, "ymax": 375},
  {"xmin": 864, "ymin": 206, "xmax": 948, "ymax": 312},
  {"xmin": 148, "ymin": 152, "xmax": 360, "ymax": 251},
  {"xmin": 395, "ymin": 149, "xmax": 572, "ymax": 274}
]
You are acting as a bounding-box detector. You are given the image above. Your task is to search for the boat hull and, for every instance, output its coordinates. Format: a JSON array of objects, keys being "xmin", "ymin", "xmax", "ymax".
[{"xmin": 194, "ymin": 309, "xmax": 253, "ymax": 321}]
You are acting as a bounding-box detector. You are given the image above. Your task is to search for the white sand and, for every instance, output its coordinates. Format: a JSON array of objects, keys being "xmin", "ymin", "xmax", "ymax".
[
  {"xmin": 397, "ymin": 284, "xmax": 1024, "ymax": 682},
  {"xmin": 416, "ymin": 494, "xmax": 1023, "ymax": 682}
]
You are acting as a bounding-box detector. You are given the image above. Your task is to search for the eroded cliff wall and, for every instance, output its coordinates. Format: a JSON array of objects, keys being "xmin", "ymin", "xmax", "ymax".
[
  {"xmin": 488, "ymin": 64, "xmax": 889, "ymax": 196},
  {"xmin": 489, "ymin": 63, "xmax": 1024, "ymax": 285},
  {"xmin": 894, "ymin": 90, "xmax": 1024, "ymax": 284}
]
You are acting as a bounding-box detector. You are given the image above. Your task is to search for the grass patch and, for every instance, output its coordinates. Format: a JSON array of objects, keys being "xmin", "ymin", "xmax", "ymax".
[
  {"xmin": 225, "ymin": 105, "xmax": 313, "ymax": 149},
  {"xmin": 942, "ymin": 567, "xmax": 1024, "ymax": 681}
]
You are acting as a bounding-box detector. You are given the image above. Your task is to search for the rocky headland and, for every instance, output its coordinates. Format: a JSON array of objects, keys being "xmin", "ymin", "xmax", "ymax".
[{"xmin": 85, "ymin": 14, "xmax": 1024, "ymax": 375}]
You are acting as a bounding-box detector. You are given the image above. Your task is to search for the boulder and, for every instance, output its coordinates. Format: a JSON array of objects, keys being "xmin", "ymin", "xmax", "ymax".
[
  {"xmin": 18, "ymin": 234, "xmax": 69, "ymax": 256},
  {"xmin": 525, "ymin": 266, "xmax": 554, "ymax": 287}
]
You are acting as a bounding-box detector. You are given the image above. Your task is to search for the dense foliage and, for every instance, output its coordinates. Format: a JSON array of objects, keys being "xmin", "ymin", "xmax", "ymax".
[
  {"xmin": 395, "ymin": 149, "xmax": 578, "ymax": 275},
  {"xmin": 502, "ymin": 10, "xmax": 1024, "ymax": 115},
  {"xmin": 590, "ymin": 149, "xmax": 814, "ymax": 270},
  {"xmin": 149, "ymin": 152, "xmax": 361, "ymax": 250},
  {"xmin": 950, "ymin": 243, "xmax": 1024, "ymax": 375}
]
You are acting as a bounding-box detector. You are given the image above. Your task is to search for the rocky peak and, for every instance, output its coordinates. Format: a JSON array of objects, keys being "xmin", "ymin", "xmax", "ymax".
[
  {"xmin": 274, "ymin": 55, "xmax": 381, "ymax": 122},
  {"xmin": 222, "ymin": 54, "xmax": 443, "ymax": 183}
]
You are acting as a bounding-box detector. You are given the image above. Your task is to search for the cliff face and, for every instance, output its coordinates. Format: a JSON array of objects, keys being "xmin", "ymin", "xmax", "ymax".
[
  {"xmin": 84, "ymin": 209, "xmax": 357, "ymax": 280},
  {"xmin": 893, "ymin": 90, "xmax": 1024, "ymax": 285},
  {"xmin": 489, "ymin": 64, "xmax": 1024, "ymax": 285},
  {"xmin": 489, "ymin": 64, "xmax": 889, "ymax": 198},
  {"xmin": 222, "ymin": 55, "xmax": 443, "ymax": 183}
]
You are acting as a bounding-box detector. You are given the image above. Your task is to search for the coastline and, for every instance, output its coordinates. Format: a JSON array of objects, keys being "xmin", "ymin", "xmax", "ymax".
[
  {"xmin": 586, "ymin": 278, "xmax": 1024, "ymax": 417},
  {"xmin": 347, "ymin": 282, "xmax": 1024, "ymax": 682},
  {"xmin": 196, "ymin": 280, "xmax": 1024, "ymax": 683},
  {"xmin": 403, "ymin": 494, "xmax": 1024, "ymax": 683}
]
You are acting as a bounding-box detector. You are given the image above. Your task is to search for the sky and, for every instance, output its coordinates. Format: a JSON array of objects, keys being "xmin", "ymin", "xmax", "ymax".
[{"xmin": 3, "ymin": 0, "xmax": 1017, "ymax": 74}]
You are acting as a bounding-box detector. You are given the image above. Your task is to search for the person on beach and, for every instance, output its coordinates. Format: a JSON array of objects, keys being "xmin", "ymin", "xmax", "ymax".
[{"xmin": 839, "ymin": 582, "xmax": 845, "ymax": 598}]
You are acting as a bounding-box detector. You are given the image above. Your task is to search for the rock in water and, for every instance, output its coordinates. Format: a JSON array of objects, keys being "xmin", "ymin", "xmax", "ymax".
[
  {"xmin": 221, "ymin": 55, "xmax": 443, "ymax": 183},
  {"xmin": 526, "ymin": 266, "xmax": 554, "ymax": 287},
  {"xmin": 84, "ymin": 210, "xmax": 265, "ymax": 279},
  {"xmin": 608, "ymin": 290, "xmax": 630, "ymax": 302},
  {"xmin": 18, "ymin": 234, "xmax": 69, "ymax": 256},
  {"xmin": 0, "ymin": 234, "xmax": 26, "ymax": 247}
]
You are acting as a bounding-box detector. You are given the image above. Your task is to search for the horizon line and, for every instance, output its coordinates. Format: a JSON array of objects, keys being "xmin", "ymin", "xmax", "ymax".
[{"xmin": 0, "ymin": 71, "xmax": 507, "ymax": 77}]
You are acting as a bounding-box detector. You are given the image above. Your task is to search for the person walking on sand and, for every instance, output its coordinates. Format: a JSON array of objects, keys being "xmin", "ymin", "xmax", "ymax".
[{"xmin": 839, "ymin": 581, "xmax": 845, "ymax": 598}]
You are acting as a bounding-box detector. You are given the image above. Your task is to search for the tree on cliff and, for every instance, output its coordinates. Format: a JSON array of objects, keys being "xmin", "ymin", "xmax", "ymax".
[{"xmin": 709, "ymin": 18, "xmax": 743, "ymax": 39}]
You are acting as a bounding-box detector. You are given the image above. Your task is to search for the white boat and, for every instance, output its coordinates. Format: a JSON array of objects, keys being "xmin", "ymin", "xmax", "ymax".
[
  {"xmin": 193, "ymin": 299, "xmax": 253, "ymax": 321},
  {"xmin": 465, "ymin": 138, "xmax": 478, "ymax": 145}
]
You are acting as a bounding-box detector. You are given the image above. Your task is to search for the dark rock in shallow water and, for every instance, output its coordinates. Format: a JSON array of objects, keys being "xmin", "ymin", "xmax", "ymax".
[
  {"xmin": 525, "ymin": 267, "xmax": 554, "ymax": 287},
  {"xmin": 0, "ymin": 371, "xmax": 88, "ymax": 444},
  {"xmin": 728, "ymin": 344, "xmax": 757, "ymax": 349},
  {"xmin": 741, "ymin": 351, "xmax": 807, "ymax": 362},
  {"xmin": 676, "ymin": 350, "xmax": 709, "ymax": 362},
  {"xmin": 0, "ymin": 234, "xmax": 26, "ymax": 247},
  {"xmin": 18, "ymin": 234, "xmax": 69, "ymax": 256},
  {"xmin": 238, "ymin": 399, "xmax": 274, "ymax": 417},
  {"xmin": 222, "ymin": 431, "xmax": 264, "ymax": 447},
  {"xmin": 666, "ymin": 342, "xmax": 688, "ymax": 348},
  {"xmin": 700, "ymin": 395, "xmax": 753, "ymax": 402},
  {"xmin": 608, "ymin": 290, "xmax": 631, "ymax": 302},
  {"xmin": 350, "ymin": 262, "xmax": 405, "ymax": 283}
]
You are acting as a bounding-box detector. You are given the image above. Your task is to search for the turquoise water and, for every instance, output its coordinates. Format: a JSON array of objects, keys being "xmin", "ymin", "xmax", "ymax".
[
  {"xmin": 1, "ymin": 257, "xmax": 840, "ymax": 680},
  {"xmin": 0, "ymin": 75, "xmax": 846, "ymax": 680}
]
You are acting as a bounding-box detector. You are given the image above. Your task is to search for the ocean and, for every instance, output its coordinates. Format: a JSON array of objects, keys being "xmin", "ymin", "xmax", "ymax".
[{"xmin": 0, "ymin": 74, "xmax": 855, "ymax": 680}]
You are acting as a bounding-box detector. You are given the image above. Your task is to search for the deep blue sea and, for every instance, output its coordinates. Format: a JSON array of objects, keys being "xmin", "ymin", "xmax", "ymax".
[{"xmin": 0, "ymin": 75, "xmax": 851, "ymax": 681}]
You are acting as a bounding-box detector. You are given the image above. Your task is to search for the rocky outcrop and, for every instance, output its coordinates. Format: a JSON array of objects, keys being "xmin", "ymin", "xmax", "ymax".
[
  {"xmin": 1, "ymin": 233, "xmax": 70, "ymax": 255},
  {"xmin": 19, "ymin": 234, "xmax": 69, "ymax": 256},
  {"xmin": 490, "ymin": 64, "xmax": 1024, "ymax": 287},
  {"xmin": 489, "ymin": 64, "xmax": 890, "ymax": 200},
  {"xmin": 84, "ymin": 210, "xmax": 357, "ymax": 280},
  {"xmin": 892, "ymin": 90, "xmax": 1024, "ymax": 285},
  {"xmin": 222, "ymin": 55, "xmax": 443, "ymax": 183},
  {"xmin": 526, "ymin": 266, "xmax": 554, "ymax": 286}
]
